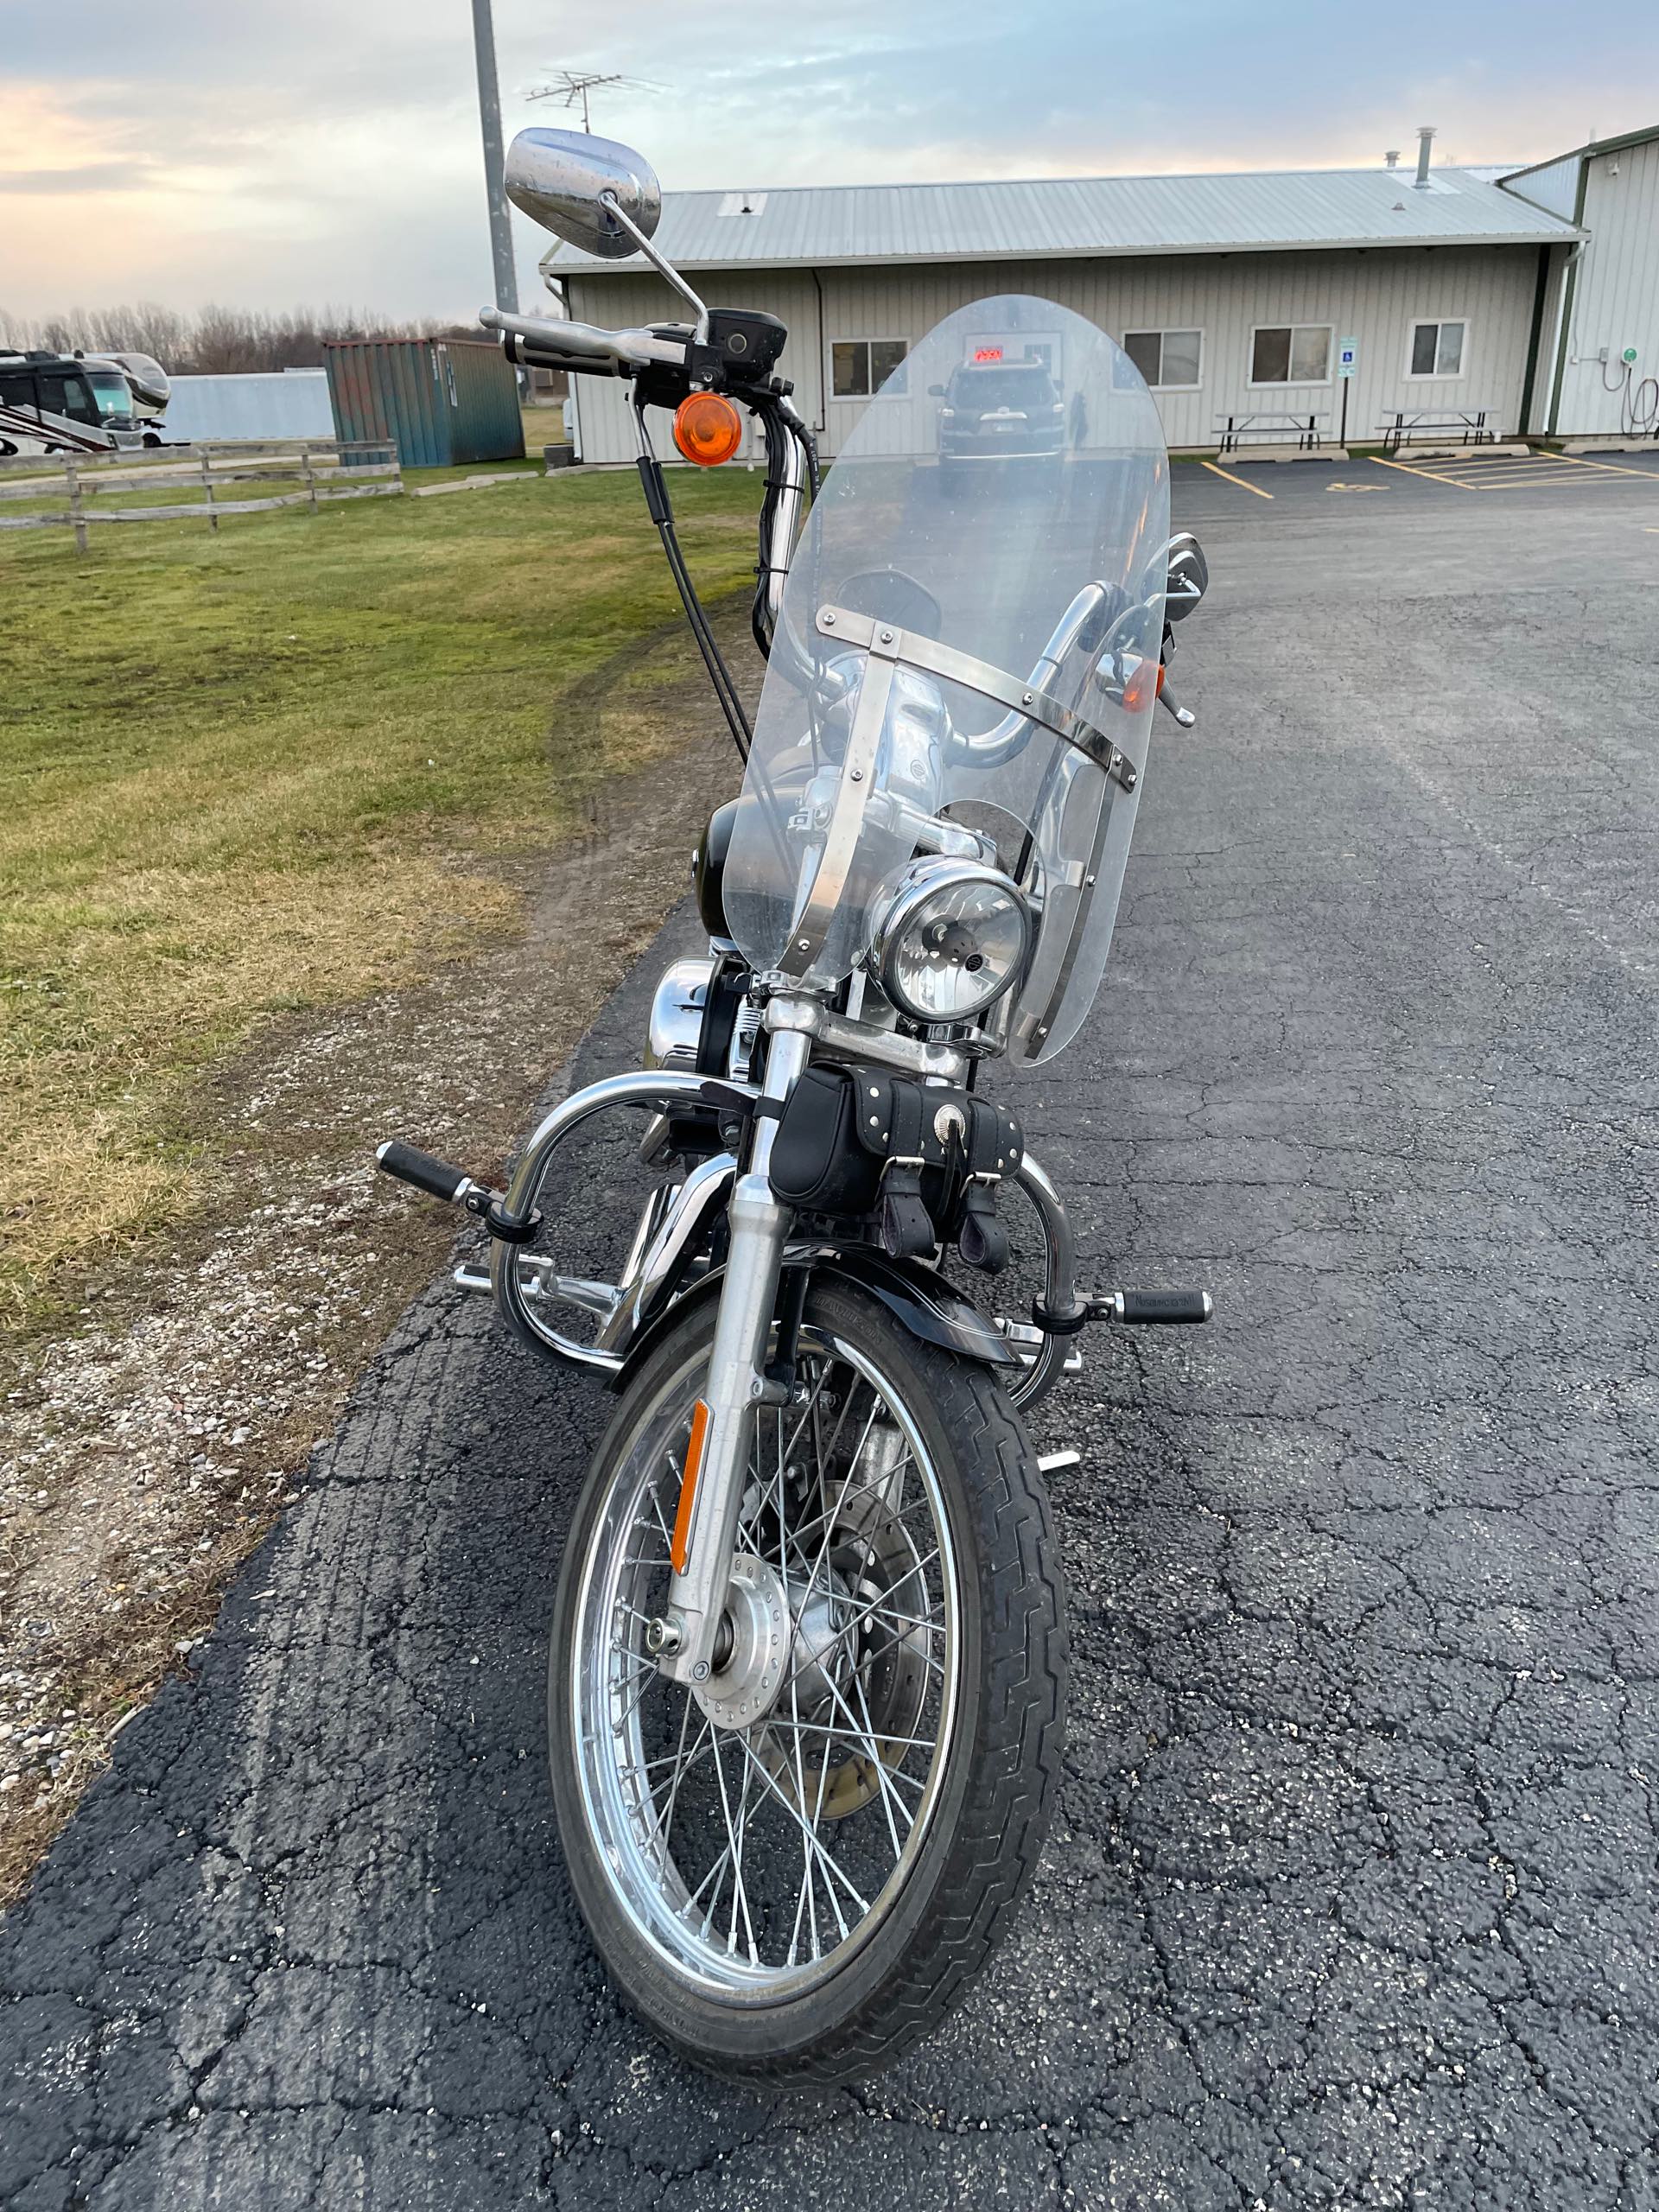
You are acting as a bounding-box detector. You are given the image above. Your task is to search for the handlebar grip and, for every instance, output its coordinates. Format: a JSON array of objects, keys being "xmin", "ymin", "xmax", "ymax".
[
  {"xmin": 376, "ymin": 1141, "xmax": 472, "ymax": 1204},
  {"xmin": 480, "ymin": 307, "xmax": 685, "ymax": 379},
  {"xmin": 507, "ymin": 335, "xmax": 620, "ymax": 379}
]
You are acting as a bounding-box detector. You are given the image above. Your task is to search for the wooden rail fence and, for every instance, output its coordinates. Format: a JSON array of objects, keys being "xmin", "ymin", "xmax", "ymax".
[{"xmin": 0, "ymin": 442, "xmax": 403, "ymax": 550}]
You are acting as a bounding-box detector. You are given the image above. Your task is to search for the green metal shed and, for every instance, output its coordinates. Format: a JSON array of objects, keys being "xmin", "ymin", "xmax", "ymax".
[{"xmin": 322, "ymin": 338, "xmax": 524, "ymax": 467}]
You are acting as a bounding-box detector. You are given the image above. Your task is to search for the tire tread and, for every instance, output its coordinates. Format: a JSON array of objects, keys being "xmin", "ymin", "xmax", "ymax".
[{"xmin": 552, "ymin": 1282, "xmax": 1068, "ymax": 2087}]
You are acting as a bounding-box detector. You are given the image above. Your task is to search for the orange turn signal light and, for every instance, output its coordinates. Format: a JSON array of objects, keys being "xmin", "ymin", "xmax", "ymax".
[
  {"xmin": 673, "ymin": 391, "xmax": 744, "ymax": 467},
  {"xmin": 1122, "ymin": 657, "xmax": 1161, "ymax": 714}
]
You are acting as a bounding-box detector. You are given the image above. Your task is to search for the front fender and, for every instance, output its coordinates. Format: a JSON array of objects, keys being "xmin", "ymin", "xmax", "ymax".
[{"xmin": 607, "ymin": 1237, "xmax": 1014, "ymax": 1393}]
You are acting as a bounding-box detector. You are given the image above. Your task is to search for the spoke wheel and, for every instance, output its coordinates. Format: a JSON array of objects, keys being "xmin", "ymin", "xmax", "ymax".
[{"xmin": 549, "ymin": 1279, "xmax": 1067, "ymax": 2083}]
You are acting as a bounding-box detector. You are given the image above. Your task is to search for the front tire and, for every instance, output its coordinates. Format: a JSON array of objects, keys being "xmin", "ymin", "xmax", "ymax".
[{"xmin": 547, "ymin": 1278, "xmax": 1067, "ymax": 2085}]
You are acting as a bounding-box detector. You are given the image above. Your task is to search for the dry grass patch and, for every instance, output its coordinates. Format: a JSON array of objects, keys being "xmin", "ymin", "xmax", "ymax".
[
  {"xmin": 2, "ymin": 855, "xmax": 520, "ymax": 1318},
  {"xmin": 0, "ymin": 464, "xmax": 761, "ymax": 1338}
]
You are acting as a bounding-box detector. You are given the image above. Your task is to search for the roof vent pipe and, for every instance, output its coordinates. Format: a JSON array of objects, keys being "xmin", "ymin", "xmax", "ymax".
[
  {"xmin": 1414, "ymin": 125, "xmax": 1436, "ymax": 188},
  {"xmin": 1385, "ymin": 149, "xmax": 1400, "ymax": 168}
]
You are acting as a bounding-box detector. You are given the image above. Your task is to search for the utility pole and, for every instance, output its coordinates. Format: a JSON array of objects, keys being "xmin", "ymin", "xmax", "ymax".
[{"xmin": 470, "ymin": 0, "xmax": 518, "ymax": 315}]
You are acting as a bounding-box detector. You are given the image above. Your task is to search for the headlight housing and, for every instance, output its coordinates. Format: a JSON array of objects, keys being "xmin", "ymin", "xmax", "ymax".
[
  {"xmin": 868, "ymin": 858, "xmax": 1031, "ymax": 1024},
  {"xmin": 644, "ymin": 956, "xmax": 715, "ymax": 1070}
]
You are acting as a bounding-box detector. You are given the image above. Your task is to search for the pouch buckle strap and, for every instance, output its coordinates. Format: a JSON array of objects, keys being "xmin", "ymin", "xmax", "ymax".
[
  {"xmin": 879, "ymin": 1160, "xmax": 935, "ymax": 1260},
  {"xmin": 878, "ymin": 1083, "xmax": 935, "ymax": 1260},
  {"xmin": 957, "ymin": 1175, "xmax": 1009, "ymax": 1275}
]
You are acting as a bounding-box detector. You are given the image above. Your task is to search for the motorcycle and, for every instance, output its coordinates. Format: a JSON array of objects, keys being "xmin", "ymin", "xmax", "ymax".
[{"xmin": 375, "ymin": 127, "xmax": 1211, "ymax": 2085}]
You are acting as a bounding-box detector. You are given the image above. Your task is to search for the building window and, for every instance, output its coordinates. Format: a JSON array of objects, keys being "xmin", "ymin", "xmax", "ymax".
[
  {"xmin": 1122, "ymin": 329, "xmax": 1203, "ymax": 390},
  {"xmin": 831, "ymin": 338, "xmax": 909, "ymax": 397},
  {"xmin": 1408, "ymin": 319, "xmax": 1466, "ymax": 378},
  {"xmin": 1249, "ymin": 325, "xmax": 1333, "ymax": 385}
]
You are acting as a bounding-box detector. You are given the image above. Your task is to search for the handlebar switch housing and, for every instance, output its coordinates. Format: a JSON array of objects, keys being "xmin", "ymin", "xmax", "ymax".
[{"xmin": 693, "ymin": 309, "xmax": 788, "ymax": 386}]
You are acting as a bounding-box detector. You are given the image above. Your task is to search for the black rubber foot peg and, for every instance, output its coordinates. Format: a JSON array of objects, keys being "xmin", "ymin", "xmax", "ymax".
[
  {"xmin": 376, "ymin": 1139, "xmax": 542, "ymax": 1248},
  {"xmin": 377, "ymin": 1140, "xmax": 474, "ymax": 1204},
  {"xmin": 1091, "ymin": 1288, "xmax": 1213, "ymax": 1325}
]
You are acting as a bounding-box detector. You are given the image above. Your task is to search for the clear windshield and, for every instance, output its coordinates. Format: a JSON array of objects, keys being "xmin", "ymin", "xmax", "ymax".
[{"xmin": 723, "ymin": 296, "xmax": 1169, "ymax": 1065}]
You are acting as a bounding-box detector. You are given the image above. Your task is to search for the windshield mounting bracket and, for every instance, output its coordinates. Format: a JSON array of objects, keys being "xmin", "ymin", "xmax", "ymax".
[{"xmin": 815, "ymin": 605, "xmax": 1143, "ymax": 795}]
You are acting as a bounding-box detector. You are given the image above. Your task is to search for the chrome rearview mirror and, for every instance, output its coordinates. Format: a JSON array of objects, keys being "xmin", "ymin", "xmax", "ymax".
[{"xmin": 504, "ymin": 128, "xmax": 662, "ymax": 258}]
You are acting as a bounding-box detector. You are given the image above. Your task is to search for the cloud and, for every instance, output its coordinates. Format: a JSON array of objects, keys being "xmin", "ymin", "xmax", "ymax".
[
  {"xmin": 0, "ymin": 162, "xmax": 153, "ymax": 193},
  {"xmin": 2, "ymin": 0, "xmax": 1656, "ymax": 320}
]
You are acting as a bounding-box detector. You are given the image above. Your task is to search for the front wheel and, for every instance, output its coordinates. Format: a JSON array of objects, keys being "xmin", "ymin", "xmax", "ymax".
[{"xmin": 547, "ymin": 1278, "xmax": 1067, "ymax": 2084}]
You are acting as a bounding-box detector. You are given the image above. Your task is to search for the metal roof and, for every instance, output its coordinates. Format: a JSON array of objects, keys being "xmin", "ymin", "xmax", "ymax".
[
  {"xmin": 548, "ymin": 164, "xmax": 1580, "ymax": 276},
  {"xmin": 1502, "ymin": 120, "xmax": 1659, "ymax": 181}
]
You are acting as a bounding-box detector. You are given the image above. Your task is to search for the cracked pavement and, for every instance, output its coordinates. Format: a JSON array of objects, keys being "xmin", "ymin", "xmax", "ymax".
[{"xmin": 3, "ymin": 471, "xmax": 1657, "ymax": 2208}]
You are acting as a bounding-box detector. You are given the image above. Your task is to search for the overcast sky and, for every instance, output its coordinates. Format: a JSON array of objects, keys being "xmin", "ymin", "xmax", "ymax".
[{"xmin": 3, "ymin": 2, "xmax": 1654, "ymax": 322}]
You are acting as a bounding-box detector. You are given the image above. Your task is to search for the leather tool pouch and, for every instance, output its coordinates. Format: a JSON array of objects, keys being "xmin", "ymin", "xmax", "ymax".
[{"xmin": 768, "ymin": 1065, "xmax": 1023, "ymax": 1274}]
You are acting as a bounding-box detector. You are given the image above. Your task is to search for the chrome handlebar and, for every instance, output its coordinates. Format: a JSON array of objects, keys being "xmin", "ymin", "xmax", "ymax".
[
  {"xmin": 479, "ymin": 306, "xmax": 690, "ymax": 378},
  {"xmin": 944, "ymin": 583, "xmax": 1117, "ymax": 769}
]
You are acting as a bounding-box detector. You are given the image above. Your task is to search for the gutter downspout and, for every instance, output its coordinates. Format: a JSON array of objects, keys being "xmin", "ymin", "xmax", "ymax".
[
  {"xmin": 1517, "ymin": 242, "xmax": 1552, "ymax": 435},
  {"xmin": 1547, "ymin": 162, "xmax": 1592, "ymax": 436},
  {"xmin": 809, "ymin": 267, "xmax": 828, "ymax": 437},
  {"xmin": 556, "ymin": 273, "xmax": 585, "ymax": 463}
]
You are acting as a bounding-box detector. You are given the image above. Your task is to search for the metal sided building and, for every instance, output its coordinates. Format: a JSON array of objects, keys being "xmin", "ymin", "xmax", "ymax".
[
  {"xmin": 1499, "ymin": 124, "xmax": 1659, "ymax": 438},
  {"xmin": 546, "ymin": 155, "xmax": 1584, "ymax": 464}
]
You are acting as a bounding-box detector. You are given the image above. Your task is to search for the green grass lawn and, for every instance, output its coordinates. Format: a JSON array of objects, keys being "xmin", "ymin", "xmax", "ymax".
[{"xmin": 0, "ymin": 462, "xmax": 764, "ymax": 1333}]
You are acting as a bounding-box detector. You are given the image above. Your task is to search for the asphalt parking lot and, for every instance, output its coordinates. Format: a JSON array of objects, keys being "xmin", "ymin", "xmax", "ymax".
[
  {"xmin": 3, "ymin": 455, "xmax": 1658, "ymax": 2209},
  {"xmin": 1181, "ymin": 439, "xmax": 1659, "ymax": 518}
]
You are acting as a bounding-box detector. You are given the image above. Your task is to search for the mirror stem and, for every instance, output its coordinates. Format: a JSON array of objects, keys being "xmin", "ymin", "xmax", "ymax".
[{"xmin": 600, "ymin": 190, "xmax": 709, "ymax": 341}]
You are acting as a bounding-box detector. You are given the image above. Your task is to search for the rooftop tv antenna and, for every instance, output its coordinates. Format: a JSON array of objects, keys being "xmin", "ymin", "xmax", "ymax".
[{"xmin": 525, "ymin": 69, "xmax": 659, "ymax": 136}]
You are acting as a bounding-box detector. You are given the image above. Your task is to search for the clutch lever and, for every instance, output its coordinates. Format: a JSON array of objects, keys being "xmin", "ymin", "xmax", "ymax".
[{"xmin": 1159, "ymin": 677, "xmax": 1197, "ymax": 728}]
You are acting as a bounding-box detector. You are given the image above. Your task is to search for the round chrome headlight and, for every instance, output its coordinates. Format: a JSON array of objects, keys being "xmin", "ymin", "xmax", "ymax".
[{"xmin": 869, "ymin": 859, "xmax": 1031, "ymax": 1024}]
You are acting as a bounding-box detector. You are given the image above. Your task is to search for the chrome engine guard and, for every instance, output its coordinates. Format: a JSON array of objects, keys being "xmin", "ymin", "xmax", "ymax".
[{"xmin": 458, "ymin": 1065, "xmax": 1082, "ymax": 1408}]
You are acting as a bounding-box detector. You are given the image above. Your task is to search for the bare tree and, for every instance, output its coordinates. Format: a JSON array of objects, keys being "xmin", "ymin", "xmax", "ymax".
[{"xmin": 0, "ymin": 302, "xmax": 467, "ymax": 372}]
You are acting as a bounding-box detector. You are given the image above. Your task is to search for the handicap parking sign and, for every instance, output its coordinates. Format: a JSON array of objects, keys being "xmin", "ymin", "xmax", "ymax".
[{"xmin": 1338, "ymin": 340, "xmax": 1358, "ymax": 378}]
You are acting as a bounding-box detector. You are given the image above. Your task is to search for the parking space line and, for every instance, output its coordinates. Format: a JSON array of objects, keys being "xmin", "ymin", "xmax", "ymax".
[
  {"xmin": 1369, "ymin": 455, "xmax": 1478, "ymax": 491},
  {"xmin": 1428, "ymin": 458, "xmax": 1569, "ymax": 474},
  {"xmin": 1470, "ymin": 459, "xmax": 1653, "ymax": 490},
  {"xmin": 1368, "ymin": 449, "xmax": 1659, "ymax": 493},
  {"xmin": 1535, "ymin": 448, "xmax": 1659, "ymax": 480},
  {"xmin": 1480, "ymin": 474, "xmax": 1619, "ymax": 489},
  {"xmin": 1454, "ymin": 462, "xmax": 1599, "ymax": 481},
  {"xmin": 1433, "ymin": 460, "xmax": 1574, "ymax": 477},
  {"xmin": 1200, "ymin": 460, "xmax": 1274, "ymax": 499}
]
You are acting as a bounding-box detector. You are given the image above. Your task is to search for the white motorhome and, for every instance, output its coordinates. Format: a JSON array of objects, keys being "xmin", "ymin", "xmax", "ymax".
[
  {"xmin": 0, "ymin": 347, "xmax": 174, "ymax": 456},
  {"xmin": 0, "ymin": 351, "xmax": 126, "ymax": 457},
  {"xmin": 93, "ymin": 352, "xmax": 171, "ymax": 438}
]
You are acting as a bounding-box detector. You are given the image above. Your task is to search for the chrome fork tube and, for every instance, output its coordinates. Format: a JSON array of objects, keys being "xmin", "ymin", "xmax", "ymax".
[
  {"xmin": 763, "ymin": 426, "xmax": 806, "ymax": 632},
  {"xmin": 661, "ymin": 1026, "xmax": 810, "ymax": 1684}
]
